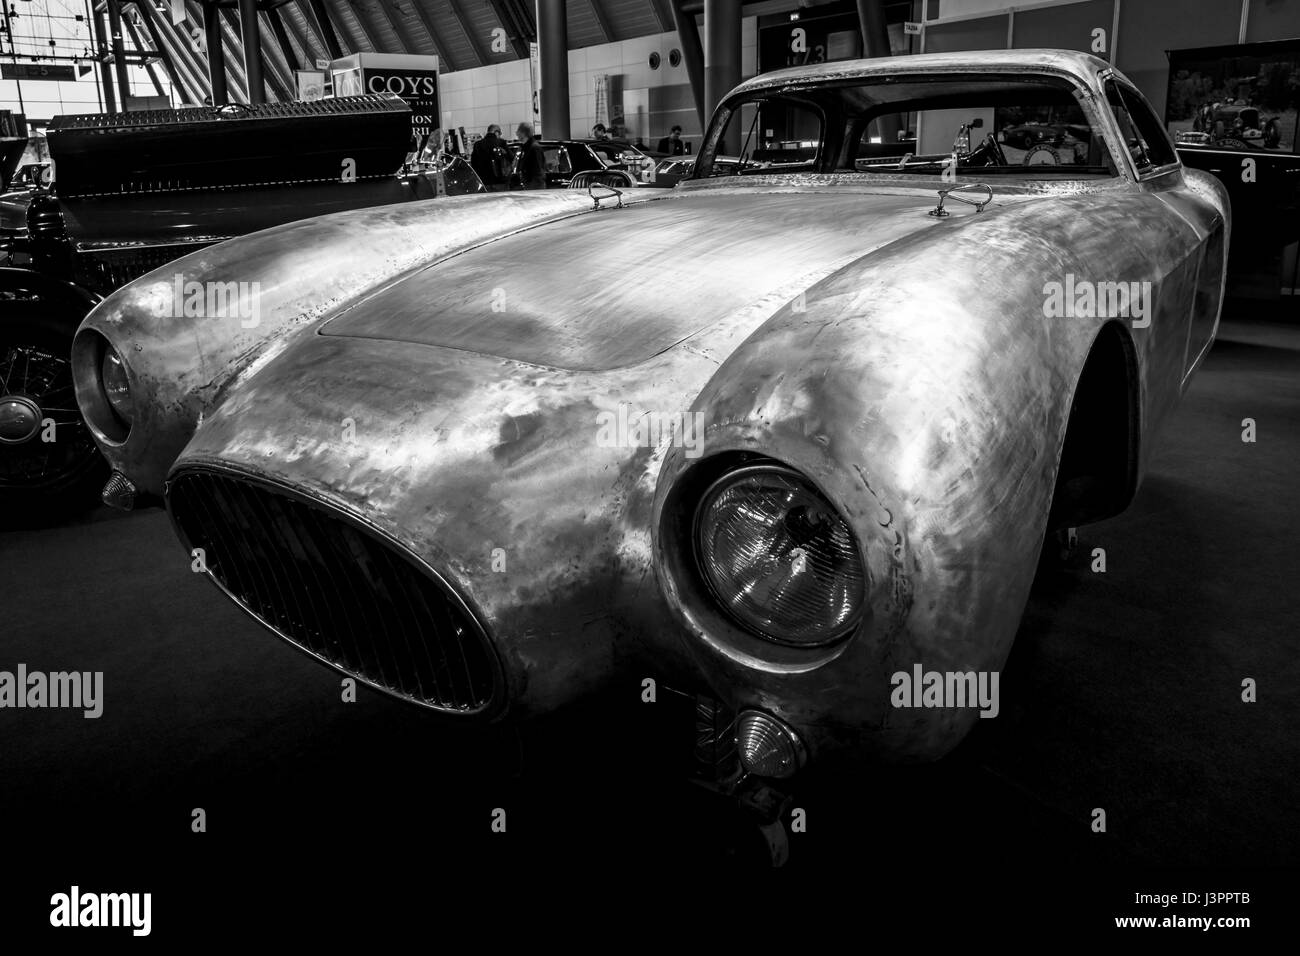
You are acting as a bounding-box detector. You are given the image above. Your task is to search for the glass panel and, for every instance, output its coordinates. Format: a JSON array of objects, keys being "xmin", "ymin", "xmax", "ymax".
[{"xmin": 698, "ymin": 74, "xmax": 1120, "ymax": 180}]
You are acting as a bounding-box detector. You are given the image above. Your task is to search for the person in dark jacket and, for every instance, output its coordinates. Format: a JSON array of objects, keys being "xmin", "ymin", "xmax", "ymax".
[
  {"xmin": 656, "ymin": 125, "xmax": 686, "ymax": 155},
  {"xmin": 470, "ymin": 124, "xmax": 511, "ymax": 191},
  {"xmin": 516, "ymin": 123, "xmax": 547, "ymax": 189}
]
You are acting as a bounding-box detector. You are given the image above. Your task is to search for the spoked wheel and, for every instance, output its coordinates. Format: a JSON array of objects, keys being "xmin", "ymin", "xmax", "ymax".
[{"xmin": 0, "ymin": 308, "xmax": 106, "ymax": 524}]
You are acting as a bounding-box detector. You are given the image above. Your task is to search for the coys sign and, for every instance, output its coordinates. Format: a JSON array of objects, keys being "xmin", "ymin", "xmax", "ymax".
[
  {"xmin": 368, "ymin": 71, "xmax": 439, "ymax": 139},
  {"xmin": 332, "ymin": 54, "xmax": 440, "ymax": 140}
]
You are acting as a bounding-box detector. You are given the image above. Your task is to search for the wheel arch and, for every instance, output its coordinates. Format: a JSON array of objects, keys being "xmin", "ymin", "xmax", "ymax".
[{"xmin": 1048, "ymin": 318, "xmax": 1142, "ymax": 530}]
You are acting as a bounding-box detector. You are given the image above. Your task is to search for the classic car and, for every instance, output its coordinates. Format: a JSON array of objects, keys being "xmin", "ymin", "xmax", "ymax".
[
  {"xmin": 0, "ymin": 94, "xmax": 482, "ymax": 519},
  {"xmin": 655, "ymin": 154, "xmax": 747, "ymax": 186},
  {"xmin": 507, "ymin": 139, "xmax": 654, "ymax": 189},
  {"xmin": 595, "ymin": 141, "xmax": 667, "ymax": 184},
  {"xmin": 654, "ymin": 155, "xmax": 698, "ymax": 186},
  {"xmin": 72, "ymin": 52, "xmax": 1227, "ymax": 814}
]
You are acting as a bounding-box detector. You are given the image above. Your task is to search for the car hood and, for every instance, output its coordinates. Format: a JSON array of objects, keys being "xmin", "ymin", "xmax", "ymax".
[{"xmin": 320, "ymin": 189, "xmax": 950, "ymax": 371}]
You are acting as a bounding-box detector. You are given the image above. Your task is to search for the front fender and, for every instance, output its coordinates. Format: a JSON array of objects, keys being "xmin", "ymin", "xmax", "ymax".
[{"xmin": 653, "ymin": 211, "xmax": 1123, "ymax": 762}]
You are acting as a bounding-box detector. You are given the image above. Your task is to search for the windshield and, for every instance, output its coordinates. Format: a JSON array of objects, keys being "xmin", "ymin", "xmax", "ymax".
[{"xmin": 695, "ymin": 73, "xmax": 1118, "ymax": 181}]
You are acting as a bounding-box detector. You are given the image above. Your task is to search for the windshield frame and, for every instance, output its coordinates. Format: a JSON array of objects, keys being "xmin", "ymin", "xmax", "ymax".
[{"xmin": 692, "ymin": 69, "xmax": 1138, "ymax": 185}]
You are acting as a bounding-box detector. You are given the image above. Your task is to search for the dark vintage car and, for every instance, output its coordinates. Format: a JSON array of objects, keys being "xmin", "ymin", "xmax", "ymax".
[
  {"xmin": 73, "ymin": 51, "xmax": 1226, "ymax": 841},
  {"xmin": 507, "ymin": 138, "xmax": 659, "ymax": 188},
  {"xmin": 0, "ymin": 94, "xmax": 482, "ymax": 518}
]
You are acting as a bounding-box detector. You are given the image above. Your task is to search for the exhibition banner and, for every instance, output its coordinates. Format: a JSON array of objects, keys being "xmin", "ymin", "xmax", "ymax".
[
  {"xmin": 529, "ymin": 41, "xmax": 541, "ymax": 134},
  {"xmin": 330, "ymin": 53, "xmax": 440, "ymax": 141}
]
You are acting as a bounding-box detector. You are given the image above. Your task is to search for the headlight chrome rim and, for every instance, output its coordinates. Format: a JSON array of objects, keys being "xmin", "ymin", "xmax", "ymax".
[
  {"xmin": 71, "ymin": 328, "xmax": 131, "ymax": 445},
  {"xmin": 100, "ymin": 343, "xmax": 134, "ymax": 427},
  {"xmin": 692, "ymin": 462, "xmax": 866, "ymax": 647}
]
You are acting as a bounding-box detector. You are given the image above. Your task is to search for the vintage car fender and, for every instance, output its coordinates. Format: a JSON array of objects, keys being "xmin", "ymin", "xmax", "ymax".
[{"xmin": 652, "ymin": 177, "xmax": 1226, "ymax": 763}]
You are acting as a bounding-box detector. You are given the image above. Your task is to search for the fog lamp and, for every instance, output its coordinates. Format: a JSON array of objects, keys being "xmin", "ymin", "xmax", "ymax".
[{"xmin": 737, "ymin": 711, "xmax": 806, "ymax": 779}]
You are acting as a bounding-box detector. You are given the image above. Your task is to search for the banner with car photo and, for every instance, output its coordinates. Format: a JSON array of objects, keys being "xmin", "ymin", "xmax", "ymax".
[{"xmin": 1165, "ymin": 39, "xmax": 1300, "ymax": 154}]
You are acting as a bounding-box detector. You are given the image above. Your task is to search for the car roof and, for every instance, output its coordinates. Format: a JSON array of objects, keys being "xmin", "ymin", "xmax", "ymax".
[{"xmin": 729, "ymin": 49, "xmax": 1117, "ymax": 98}]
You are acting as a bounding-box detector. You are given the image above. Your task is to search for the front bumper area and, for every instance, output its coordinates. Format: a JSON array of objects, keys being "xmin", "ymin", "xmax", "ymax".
[{"xmin": 167, "ymin": 463, "xmax": 505, "ymax": 717}]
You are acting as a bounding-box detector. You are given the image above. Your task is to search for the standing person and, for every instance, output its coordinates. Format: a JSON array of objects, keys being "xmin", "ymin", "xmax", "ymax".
[
  {"xmin": 516, "ymin": 123, "xmax": 547, "ymax": 190},
  {"xmin": 591, "ymin": 123, "xmax": 610, "ymax": 141},
  {"xmin": 657, "ymin": 125, "xmax": 686, "ymax": 155},
  {"xmin": 471, "ymin": 124, "xmax": 512, "ymax": 191}
]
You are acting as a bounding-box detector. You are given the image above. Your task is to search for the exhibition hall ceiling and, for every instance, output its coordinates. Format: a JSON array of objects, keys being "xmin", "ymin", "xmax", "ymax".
[{"xmin": 137, "ymin": 0, "xmax": 679, "ymax": 103}]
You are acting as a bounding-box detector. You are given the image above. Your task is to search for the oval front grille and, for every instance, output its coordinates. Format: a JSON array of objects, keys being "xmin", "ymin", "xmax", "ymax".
[{"xmin": 167, "ymin": 469, "xmax": 500, "ymax": 715}]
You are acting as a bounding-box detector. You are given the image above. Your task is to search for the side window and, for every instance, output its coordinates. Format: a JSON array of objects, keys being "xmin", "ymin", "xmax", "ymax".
[
  {"xmin": 1105, "ymin": 80, "xmax": 1177, "ymax": 174},
  {"xmin": 712, "ymin": 97, "xmax": 822, "ymax": 171},
  {"xmin": 570, "ymin": 146, "xmax": 603, "ymax": 173},
  {"xmin": 545, "ymin": 147, "xmax": 570, "ymax": 175},
  {"xmin": 1118, "ymin": 84, "xmax": 1177, "ymax": 168}
]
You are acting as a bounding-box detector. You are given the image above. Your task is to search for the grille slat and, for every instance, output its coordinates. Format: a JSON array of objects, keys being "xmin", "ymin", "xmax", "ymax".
[
  {"xmin": 372, "ymin": 546, "xmax": 436, "ymax": 705},
  {"xmin": 241, "ymin": 482, "xmax": 318, "ymax": 648},
  {"xmin": 407, "ymin": 576, "xmax": 464, "ymax": 706},
  {"xmin": 340, "ymin": 527, "xmax": 402, "ymax": 695},
  {"xmin": 292, "ymin": 503, "xmax": 361, "ymax": 673},
  {"xmin": 303, "ymin": 506, "xmax": 370, "ymax": 677},
  {"xmin": 201, "ymin": 479, "xmax": 274, "ymax": 618},
  {"xmin": 169, "ymin": 471, "xmax": 498, "ymax": 714}
]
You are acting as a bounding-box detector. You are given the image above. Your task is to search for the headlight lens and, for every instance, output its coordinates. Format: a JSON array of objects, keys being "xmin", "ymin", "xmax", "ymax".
[
  {"xmin": 100, "ymin": 345, "xmax": 133, "ymax": 426},
  {"xmin": 694, "ymin": 464, "xmax": 865, "ymax": 645}
]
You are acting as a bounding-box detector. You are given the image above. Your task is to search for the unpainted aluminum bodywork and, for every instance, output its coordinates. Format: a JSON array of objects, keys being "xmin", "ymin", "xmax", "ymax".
[{"xmin": 73, "ymin": 51, "xmax": 1229, "ymax": 762}]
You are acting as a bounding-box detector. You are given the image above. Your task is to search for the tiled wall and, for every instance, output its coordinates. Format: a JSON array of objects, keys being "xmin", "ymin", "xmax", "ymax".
[{"xmin": 440, "ymin": 20, "xmax": 758, "ymax": 149}]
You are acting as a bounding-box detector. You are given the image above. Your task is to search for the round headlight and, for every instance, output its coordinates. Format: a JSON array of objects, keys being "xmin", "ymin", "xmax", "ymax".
[
  {"xmin": 100, "ymin": 344, "xmax": 133, "ymax": 426},
  {"xmin": 694, "ymin": 464, "xmax": 865, "ymax": 645}
]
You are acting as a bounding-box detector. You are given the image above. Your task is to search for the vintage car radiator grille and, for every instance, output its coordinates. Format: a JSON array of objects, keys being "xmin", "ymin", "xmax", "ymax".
[
  {"xmin": 167, "ymin": 470, "xmax": 500, "ymax": 715},
  {"xmin": 74, "ymin": 244, "xmax": 212, "ymax": 298}
]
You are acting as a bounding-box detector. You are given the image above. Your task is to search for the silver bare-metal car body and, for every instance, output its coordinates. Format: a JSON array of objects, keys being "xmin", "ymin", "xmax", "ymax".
[{"xmin": 72, "ymin": 51, "xmax": 1228, "ymax": 768}]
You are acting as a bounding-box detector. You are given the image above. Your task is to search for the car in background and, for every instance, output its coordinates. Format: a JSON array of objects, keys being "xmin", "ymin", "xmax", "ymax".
[
  {"xmin": 591, "ymin": 141, "xmax": 666, "ymax": 183},
  {"xmin": 0, "ymin": 94, "xmax": 482, "ymax": 520},
  {"xmin": 654, "ymin": 154, "xmax": 697, "ymax": 186},
  {"xmin": 655, "ymin": 154, "xmax": 745, "ymax": 185},
  {"xmin": 508, "ymin": 139, "xmax": 665, "ymax": 188}
]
